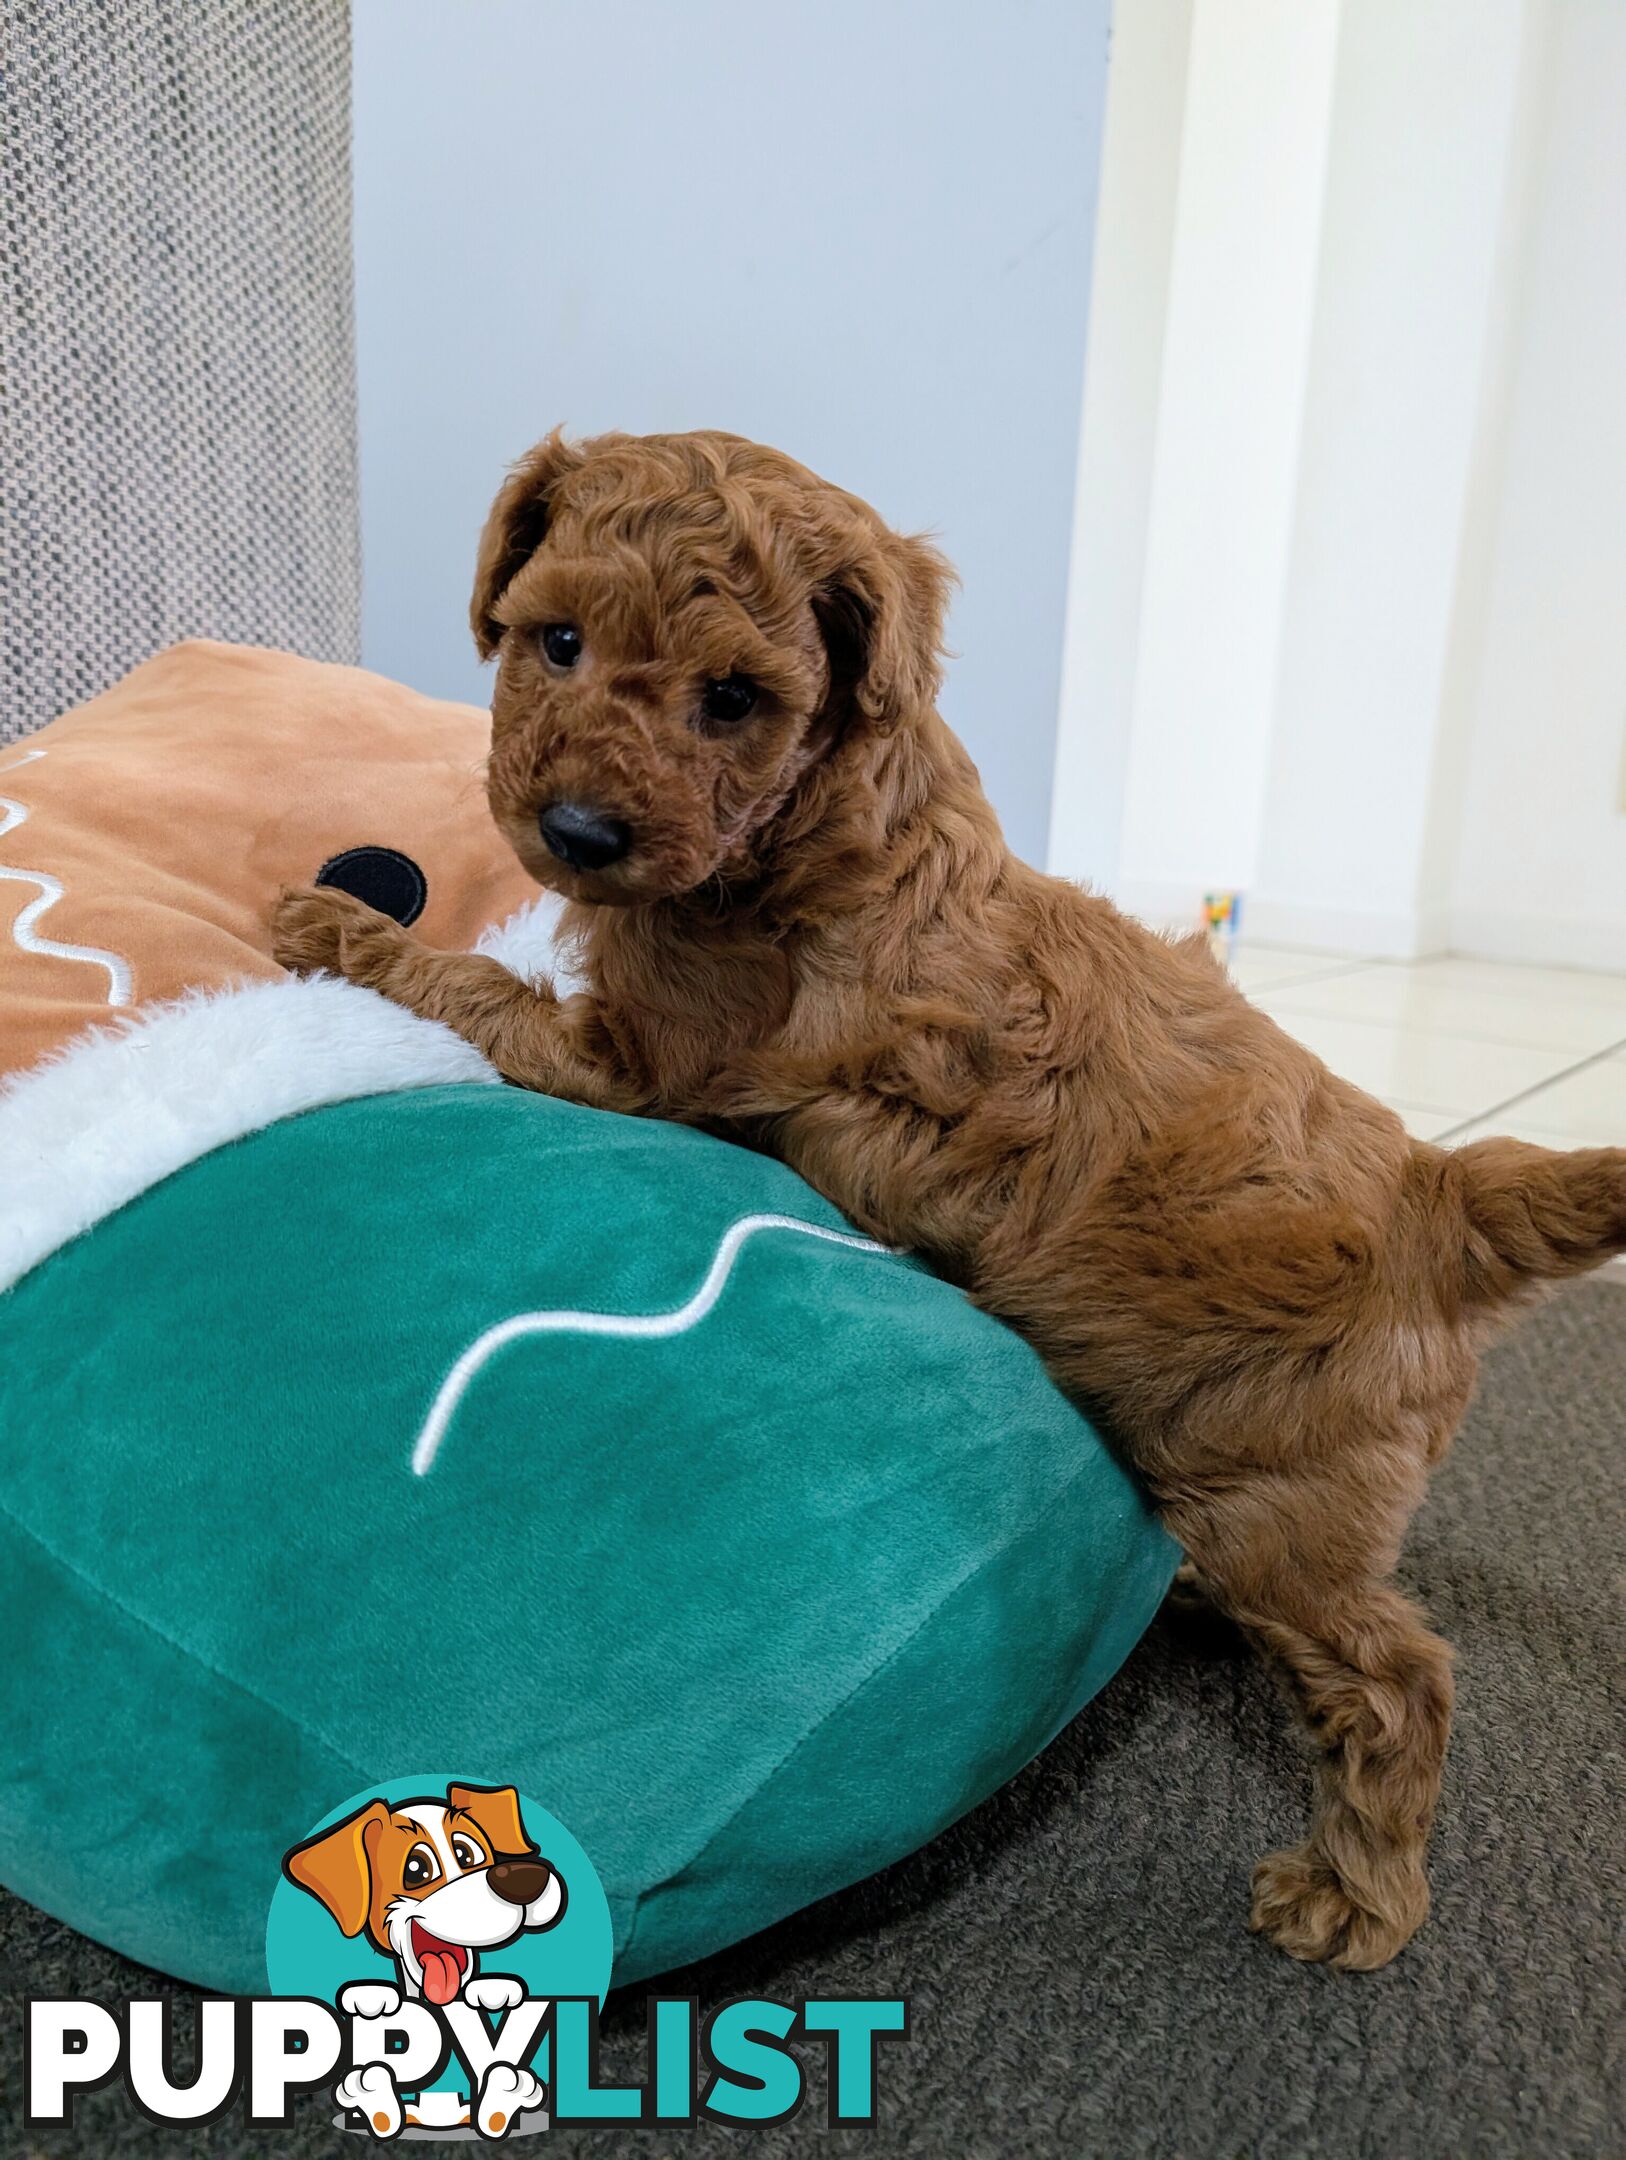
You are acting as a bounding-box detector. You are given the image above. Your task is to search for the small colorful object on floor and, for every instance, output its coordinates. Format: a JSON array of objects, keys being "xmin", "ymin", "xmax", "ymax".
[{"xmin": 1202, "ymin": 888, "xmax": 1244, "ymax": 963}]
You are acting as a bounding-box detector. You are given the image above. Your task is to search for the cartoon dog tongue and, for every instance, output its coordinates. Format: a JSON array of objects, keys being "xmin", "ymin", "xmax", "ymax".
[{"xmin": 412, "ymin": 1925, "xmax": 464, "ymax": 2005}]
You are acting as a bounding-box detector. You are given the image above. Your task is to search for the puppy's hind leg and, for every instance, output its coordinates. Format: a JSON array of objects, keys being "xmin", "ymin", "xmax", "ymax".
[
  {"xmin": 1168, "ymin": 1478, "xmax": 1454, "ymax": 1971},
  {"xmin": 1245, "ymin": 1574, "xmax": 1452, "ymax": 1969},
  {"xmin": 335, "ymin": 2061, "xmax": 405, "ymax": 2139},
  {"xmin": 1164, "ymin": 1558, "xmax": 1220, "ymax": 1617},
  {"xmin": 478, "ymin": 2065, "xmax": 545, "ymax": 2139}
]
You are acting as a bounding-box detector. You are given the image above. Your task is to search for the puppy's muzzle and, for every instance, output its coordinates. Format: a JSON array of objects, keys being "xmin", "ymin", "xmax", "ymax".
[
  {"xmin": 539, "ymin": 800, "xmax": 631, "ymax": 871},
  {"xmin": 487, "ymin": 1859, "xmax": 556, "ymax": 1907}
]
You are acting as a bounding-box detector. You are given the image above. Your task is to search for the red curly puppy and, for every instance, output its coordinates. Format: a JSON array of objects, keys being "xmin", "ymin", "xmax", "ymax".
[{"xmin": 275, "ymin": 429, "xmax": 1626, "ymax": 1969}]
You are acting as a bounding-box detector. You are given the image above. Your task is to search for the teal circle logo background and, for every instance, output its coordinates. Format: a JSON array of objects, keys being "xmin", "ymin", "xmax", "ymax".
[{"xmin": 265, "ymin": 1774, "xmax": 614, "ymax": 2010}]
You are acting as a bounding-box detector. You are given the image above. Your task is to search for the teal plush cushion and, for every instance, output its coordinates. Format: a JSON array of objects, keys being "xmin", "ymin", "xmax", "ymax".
[{"xmin": 0, "ymin": 1085, "xmax": 1177, "ymax": 1992}]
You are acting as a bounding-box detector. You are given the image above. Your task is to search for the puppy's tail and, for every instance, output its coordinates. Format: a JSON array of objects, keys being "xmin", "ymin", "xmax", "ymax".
[{"xmin": 1432, "ymin": 1135, "xmax": 1626, "ymax": 1313}]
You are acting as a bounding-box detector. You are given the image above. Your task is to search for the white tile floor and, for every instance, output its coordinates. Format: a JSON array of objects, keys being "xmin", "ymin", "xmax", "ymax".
[{"xmin": 1228, "ymin": 945, "xmax": 1626, "ymax": 1152}]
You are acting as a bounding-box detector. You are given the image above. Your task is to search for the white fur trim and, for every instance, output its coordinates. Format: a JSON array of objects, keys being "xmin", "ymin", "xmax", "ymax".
[
  {"xmin": 0, "ymin": 975, "xmax": 498, "ymax": 1295},
  {"xmin": 476, "ymin": 887, "xmax": 585, "ymax": 996}
]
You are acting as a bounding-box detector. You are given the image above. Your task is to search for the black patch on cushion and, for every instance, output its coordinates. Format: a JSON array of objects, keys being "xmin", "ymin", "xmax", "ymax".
[{"xmin": 315, "ymin": 846, "xmax": 428, "ymax": 927}]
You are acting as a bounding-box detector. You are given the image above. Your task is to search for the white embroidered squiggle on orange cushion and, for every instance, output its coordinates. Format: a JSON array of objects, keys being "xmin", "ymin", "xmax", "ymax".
[{"xmin": 0, "ymin": 750, "xmax": 133, "ymax": 1007}]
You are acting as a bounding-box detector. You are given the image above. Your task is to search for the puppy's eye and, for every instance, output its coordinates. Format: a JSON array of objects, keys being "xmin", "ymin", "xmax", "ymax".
[
  {"xmin": 402, "ymin": 1844, "xmax": 439, "ymax": 1890},
  {"xmin": 540, "ymin": 623, "xmax": 583, "ymax": 669},
  {"xmin": 450, "ymin": 1835, "xmax": 485, "ymax": 1871},
  {"xmin": 702, "ymin": 675, "xmax": 758, "ymax": 724}
]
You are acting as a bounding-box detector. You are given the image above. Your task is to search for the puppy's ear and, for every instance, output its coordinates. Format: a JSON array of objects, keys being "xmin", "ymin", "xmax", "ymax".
[
  {"xmin": 812, "ymin": 526, "xmax": 955, "ymax": 735},
  {"xmin": 448, "ymin": 1782, "xmax": 536, "ymax": 1861},
  {"xmin": 470, "ymin": 428, "xmax": 586, "ymax": 659},
  {"xmin": 282, "ymin": 1800, "xmax": 390, "ymax": 1938}
]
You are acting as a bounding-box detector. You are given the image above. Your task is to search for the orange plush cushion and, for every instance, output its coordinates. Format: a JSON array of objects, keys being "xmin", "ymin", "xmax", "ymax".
[{"xmin": 0, "ymin": 641, "xmax": 535, "ymax": 1080}]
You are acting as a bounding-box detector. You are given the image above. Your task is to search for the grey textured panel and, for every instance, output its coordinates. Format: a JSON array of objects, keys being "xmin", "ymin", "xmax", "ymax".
[{"xmin": 0, "ymin": 0, "xmax": 360, "ymax": 743}]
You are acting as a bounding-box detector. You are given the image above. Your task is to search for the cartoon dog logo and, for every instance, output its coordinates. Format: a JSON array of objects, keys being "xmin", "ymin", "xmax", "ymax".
[{"xmin": 283, "ymin": 1782, "xmax": 567, "ymax": 2136}]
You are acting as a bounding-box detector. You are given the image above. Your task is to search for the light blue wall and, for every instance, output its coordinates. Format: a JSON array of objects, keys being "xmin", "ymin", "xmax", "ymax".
[{"xmin": 352, "ymin": 0, "xmax": 1109, "ymax": 866}]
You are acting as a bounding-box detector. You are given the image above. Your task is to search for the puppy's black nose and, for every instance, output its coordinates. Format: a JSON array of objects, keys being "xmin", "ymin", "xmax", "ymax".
[
  {"xmin": 538, "ymin": 801, "xmax": 631, "ymax": 871},
  {"xmin": 488, "ymin": 1859, "xmax": 554, "ymax": 1907}
]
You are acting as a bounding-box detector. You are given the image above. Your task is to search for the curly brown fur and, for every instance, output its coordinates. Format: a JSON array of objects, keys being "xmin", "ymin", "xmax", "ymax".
[{"xmin": 274, "ymin": 428, "xmax": 1626, "ymax": 1970}]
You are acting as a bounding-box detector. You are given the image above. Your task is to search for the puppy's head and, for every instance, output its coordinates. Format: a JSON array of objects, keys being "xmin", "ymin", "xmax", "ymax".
[
  {"xmin": 471, "ymin": 428, "xmax": 954, "ymax": 904},
  {"xmin": 283, "ymin": 1783, "xmax": 565, "ymax": 2004}
]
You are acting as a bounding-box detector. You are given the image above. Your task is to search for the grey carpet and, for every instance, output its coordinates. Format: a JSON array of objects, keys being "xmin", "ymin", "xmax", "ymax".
[{"xmin": 3, "ymin": 1279, "xmax": 1621, "ymax": 2158}]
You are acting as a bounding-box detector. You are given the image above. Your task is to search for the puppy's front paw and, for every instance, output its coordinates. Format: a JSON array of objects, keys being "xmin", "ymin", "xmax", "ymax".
[
  {"xmin": 462, "ymin": 1973, "xmax": 525, "ymax": 2012},
  {"xmin": 271, "ymin": 883, "xmax": 403, "ymax": 984},
  {"xmin": 339, "ymin": 1980, "xmax": 402, "ymax": 2020}
]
